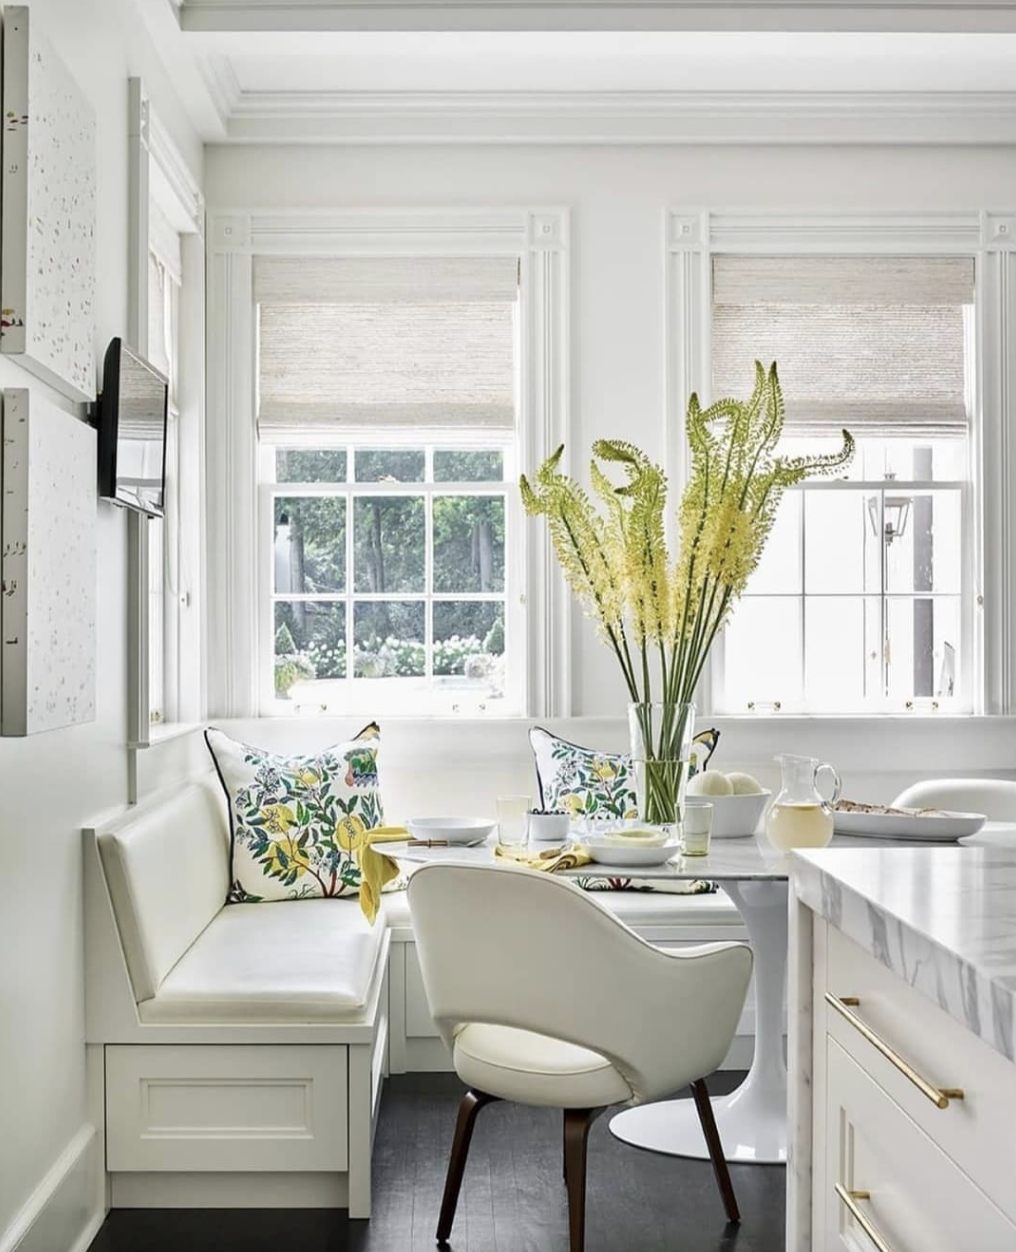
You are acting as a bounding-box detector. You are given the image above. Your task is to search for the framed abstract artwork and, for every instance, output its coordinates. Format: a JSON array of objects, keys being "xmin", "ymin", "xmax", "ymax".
[
  {"xmin": 1, "ymin": 6, "xmax": 96, "ymax": 402},
  {"xmin": 1, "ymin": 389, "xmax": 97, "ymax": 735}
]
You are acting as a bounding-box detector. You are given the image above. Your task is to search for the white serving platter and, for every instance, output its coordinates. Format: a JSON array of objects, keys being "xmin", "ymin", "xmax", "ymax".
[
  {"xmin": 833, "ymin": 809, "xmax": 986, "ymax": 842},
  {"xmin": 584, "ymin": 839, "xmax": 683, "ymax": 868},
  {"xmin": 406, "ymin": 817, "xmax": 496, "ymax": 846}
]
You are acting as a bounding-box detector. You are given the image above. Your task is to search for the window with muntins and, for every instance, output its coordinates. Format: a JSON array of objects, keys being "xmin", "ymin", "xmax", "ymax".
[
  {"xmin": 256, "ymin": 255, "xmax": 523, "ymax": 715},
  {"xmin": 711, "ymin": 254, "xmax": 974, "ymax": 714}
]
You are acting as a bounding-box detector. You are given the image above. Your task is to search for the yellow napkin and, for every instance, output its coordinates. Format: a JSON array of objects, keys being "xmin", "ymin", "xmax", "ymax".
[
  {"xmin": 337, "ymin": 818, "xmax": 408, "ymax": 925},
  {"xmin": 494, "ymin": 843, "xmax": 594, "ymax": 873}
]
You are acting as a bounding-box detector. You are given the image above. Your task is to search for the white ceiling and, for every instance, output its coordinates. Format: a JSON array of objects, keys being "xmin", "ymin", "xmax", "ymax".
[
  {"xmin": 223, "ymin": 32, "xmax": 1016, "ymax": 93},
  {"xmin": 133, "ymin": 1, "xmax": 1016, "ymax": 143}
]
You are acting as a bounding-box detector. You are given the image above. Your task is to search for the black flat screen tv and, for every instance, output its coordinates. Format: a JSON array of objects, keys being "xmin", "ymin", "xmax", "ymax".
[{"xmin": 96, "ymin": 337, "xmax": 168, "ymax": 517}]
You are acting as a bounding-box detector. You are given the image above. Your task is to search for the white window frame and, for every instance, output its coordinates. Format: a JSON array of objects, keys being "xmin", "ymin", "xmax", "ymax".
[
  {"xmin": 126, "ymin": 79, "xmax": 205, "ymax": 750},
  {"xmin": 207, "ymin": 207, "xmax": 570, "ymax": 719},
  {"xmin": 259, "ymin": 432, "xmax": 523, "ymax": 716},
  {"xmin": 666, "ymin": 208, "xmax": 1016, "ymax": 719}
]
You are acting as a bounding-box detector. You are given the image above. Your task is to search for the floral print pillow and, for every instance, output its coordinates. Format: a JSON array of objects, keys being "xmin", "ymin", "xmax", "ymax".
[
  {"xmin": 529, "ymin": 725, "xmax": 720, "ymax": 822},
  {"xmin": 205, "ymin": 724, "xmax": 384, "ymax": 904}
]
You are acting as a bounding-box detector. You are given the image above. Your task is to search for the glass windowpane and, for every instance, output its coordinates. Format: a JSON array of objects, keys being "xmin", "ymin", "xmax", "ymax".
[
  {"xmin": 274, "ymin": 601, "xmax": 346, "ymax": 698},
  {"xmin": 722, "ymin": 597, "xmax": 803, "ymax": 709},
  {"xmin": 804, "ymin": 596, "xmax": 870, "ymax": 709},
  {"xmin": 804, "ymin": 491, "xmax": 873, "ymax": 595},
  {"xmin": 883, "ymin": 490, "xmax": 962, "ymax": 596},
  {"xmin": 353, "ymin": 602, "xmax": 425, "ymax": 677},
  {"xmin": 354, "ymin": 448, "xmax": 425, "ymax": 483},
  {"xmin": 433, "ymin": 449, "xmax": 504, "ymax": 482},
  {"xmin": 433, "ymin": 495, "xmax": 505, "ymax": 593},
  {"xmin": 746, "ymin": 493, "xmax": 800, "ymax": 595},
  {"xmin": 353, "ymin": 497, "xmax": 425, "ymax": 593},
  {"xmin": 886, "ymin": 596, "xmax": 961, "ymax": 702},
  {"xmin": 275, "ymin": 448, "xmax": 348, "ymax": 483},
  {"xmin": 274, "ymin": 496, "xmax": 346, "ymax": 594}
]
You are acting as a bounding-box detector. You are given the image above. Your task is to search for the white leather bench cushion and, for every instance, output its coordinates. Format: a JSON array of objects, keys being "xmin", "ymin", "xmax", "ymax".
[
  {"xmin": 140, "ymin": 900, "xmax": 385, "ymax": 1024},
  {"xmin": 381, "ymin": 885, "xmax": 738, "ymax": 931},
  {"xmin": 98, "ymin": 777, "xmax": 230, "ymax": 1002}
]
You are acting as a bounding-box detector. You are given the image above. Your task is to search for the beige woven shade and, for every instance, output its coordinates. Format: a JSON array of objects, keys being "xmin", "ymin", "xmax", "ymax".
[
  {"xmin": 254, "ymin": 255, "xmax": 519, "ymax": 438},
  {"xmin": 712, "ymin": 255, "xmax": 974, "ymax": 439}
]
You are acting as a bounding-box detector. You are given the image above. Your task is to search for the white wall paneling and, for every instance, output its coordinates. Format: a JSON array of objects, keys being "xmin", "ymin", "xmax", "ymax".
[
  {"xmin": 1, "ymin": 390, "xmax": 97, "ymax": 736},
  {"xmin": 0, "ymin": 7, "xmax": 96, "ymax": 403},
  {"xmin": 207, "ymin": 206, "xmax": 570, "ymax": 718}
]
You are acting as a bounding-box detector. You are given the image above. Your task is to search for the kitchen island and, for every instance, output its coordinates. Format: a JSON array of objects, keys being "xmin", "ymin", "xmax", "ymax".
[{"xmin": 789, "ymin": 843, "xmax": 1016, "ymax": 1251}]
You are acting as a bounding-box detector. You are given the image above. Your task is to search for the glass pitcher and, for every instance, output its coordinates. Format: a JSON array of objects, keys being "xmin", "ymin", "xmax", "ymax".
[{"xmin": 765, "ymin": 753, "xmax": 841, "ymax": 851}]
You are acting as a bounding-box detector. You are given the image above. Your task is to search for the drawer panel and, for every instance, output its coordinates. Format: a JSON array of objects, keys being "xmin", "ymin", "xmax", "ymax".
[
  {"xmin": 824, "ymin": 924, "xmax": 1016, "ymax": 1221},
  {"xmin": 107, "ymin": 1045, "xmax": 348, "ymax": 1172},
  {"xmin": 823, "ymin": 1038, "xmax": 1015, "ymax": 1252}
]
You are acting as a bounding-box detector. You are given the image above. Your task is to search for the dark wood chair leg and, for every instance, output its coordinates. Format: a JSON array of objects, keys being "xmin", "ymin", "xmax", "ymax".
[
  {"xmin": 563, "ymin": 1108, "xmax": 603, "ymax": 1252},
  {"xmin": 691, "ymin": 1078, "xmax": 740, "ymax": 1224},
  {"xmin": 436, "ymin": 1088, "xmax": 499, "ymax": 1243}
]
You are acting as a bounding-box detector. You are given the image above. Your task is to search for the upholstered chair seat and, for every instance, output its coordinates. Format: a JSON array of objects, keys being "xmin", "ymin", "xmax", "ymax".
[{"xmin": 409, "ymin": 862, "xmax": 753, "ymax": 1252}]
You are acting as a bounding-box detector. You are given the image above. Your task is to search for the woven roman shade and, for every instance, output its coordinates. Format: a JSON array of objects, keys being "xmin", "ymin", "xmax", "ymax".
[
  {"xmin": 711, "ymin": 255, "xmax": 974, "ymax": 439},
  {"xmin": 254, "ymin": 255, "xmax": 519, "ymax": 439}
]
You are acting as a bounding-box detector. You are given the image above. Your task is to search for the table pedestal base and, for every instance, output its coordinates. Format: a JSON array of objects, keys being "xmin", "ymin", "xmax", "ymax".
[
  {"xmin": 610, "ymin": 879, "xmax": 789, "ymax": 1166},
  {"xmin": 609, "ymin": 1067, "xmax": 787, "ymax": 1164}
]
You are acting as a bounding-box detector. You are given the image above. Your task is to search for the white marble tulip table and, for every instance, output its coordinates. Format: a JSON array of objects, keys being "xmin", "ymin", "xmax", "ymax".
[{"xmin": 608, "ymin": 842, "xmax": 792, "ymax": 1165}]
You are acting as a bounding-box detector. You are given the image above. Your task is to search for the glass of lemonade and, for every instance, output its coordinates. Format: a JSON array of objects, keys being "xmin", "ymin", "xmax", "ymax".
[{"xmin": 765, "ymin": 754, "xmax": 841, "ymax": 851}]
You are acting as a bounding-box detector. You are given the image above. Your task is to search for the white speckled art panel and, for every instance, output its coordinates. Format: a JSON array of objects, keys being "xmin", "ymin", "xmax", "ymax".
[
  {"xmin": 1, "ymin": 389, "xmax": 96, "ymax": 735},
  {"xmin": 1, "ymin": 6, "xmax": 96, "ymax": 402}
]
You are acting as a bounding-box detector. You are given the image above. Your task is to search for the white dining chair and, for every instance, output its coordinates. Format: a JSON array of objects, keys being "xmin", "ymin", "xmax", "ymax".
[
  {"xmin": 407, "ymin": 861, "xmax": 753, "ymax": 1252},
  {"xmin": 892, "ymin": 778, "xmax": 1016, "ymax": 820}
]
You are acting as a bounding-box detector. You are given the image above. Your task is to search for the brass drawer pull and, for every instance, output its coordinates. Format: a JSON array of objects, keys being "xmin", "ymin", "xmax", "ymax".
[
  {"xmin": 836, "ymin": 1184, "xmax": 894, "ymax": 1252},
  {"xmin": 826, "ymin": 993, "xmax": 965, "ymax": 1109}
]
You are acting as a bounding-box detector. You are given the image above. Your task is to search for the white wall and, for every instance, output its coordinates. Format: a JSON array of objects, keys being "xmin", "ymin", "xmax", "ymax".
[
  {"xmin": 0, "ymin": 2, "xmax": 202, "ymax": 1248},
  {"xmin": 205, "ymin": 143, "xmax": 1016, "ymax": 740}
]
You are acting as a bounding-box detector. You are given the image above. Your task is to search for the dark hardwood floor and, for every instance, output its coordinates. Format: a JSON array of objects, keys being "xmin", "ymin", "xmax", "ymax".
[{"xmin": 88, "ymin": 1072, "xmax": 785, "ymax": 1252}]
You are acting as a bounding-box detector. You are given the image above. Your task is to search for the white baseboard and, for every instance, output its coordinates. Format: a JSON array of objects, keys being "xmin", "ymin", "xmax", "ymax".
[
  {"xmin": 110, "ymin": 1172, "xmax": 349, "ymax": 1209},
  {"xmin": 0, "ymin": 1124, "xmax": 104, "ymax": 1252}
]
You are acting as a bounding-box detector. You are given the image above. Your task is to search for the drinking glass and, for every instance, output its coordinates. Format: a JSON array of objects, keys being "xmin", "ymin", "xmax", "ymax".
[
  {"xmin": 496, "ymin": 796, "xmax": 531, "ymax": 848},
  {"xmin": 681, "ymin": 799, "xmax": 713, "ymax": 856}
]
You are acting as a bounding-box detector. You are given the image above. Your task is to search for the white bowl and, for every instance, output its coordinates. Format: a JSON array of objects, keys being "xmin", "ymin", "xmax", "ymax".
[
  {"xmin": 692, "ymin": 790, "xmax": 771, "ymax": 839},
  {"xmin": 584, "ymin": 839, "xmax": 682, "ymax": 868},
  {"xmin": 406, "ymin": 817, "xmax": 496, "ymax": 846}
]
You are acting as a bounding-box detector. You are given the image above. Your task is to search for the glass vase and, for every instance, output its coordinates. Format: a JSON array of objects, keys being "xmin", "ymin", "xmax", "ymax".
[{"xmin": 628, "ymin": 702, "xmax": 696, "ymax": 828}]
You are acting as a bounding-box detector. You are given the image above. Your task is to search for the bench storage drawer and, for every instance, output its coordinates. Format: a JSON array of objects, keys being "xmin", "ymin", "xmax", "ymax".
[{"xmin": 106, "ymin": 1045, "xmax": 349, "ymax": 1172}]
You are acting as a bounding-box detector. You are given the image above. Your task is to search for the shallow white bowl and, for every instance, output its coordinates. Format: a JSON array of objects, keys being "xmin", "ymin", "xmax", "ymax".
[
  {"xmin": 584, "ymin": 839, "xmax": 682, "ymax": 868},
  {"xmin": 691, "ymin": 790, "xmax": 771, "ymax": 839},
  {"xmin": 406, "ymin": 817, "xmax": 496, "ymax": 846}
]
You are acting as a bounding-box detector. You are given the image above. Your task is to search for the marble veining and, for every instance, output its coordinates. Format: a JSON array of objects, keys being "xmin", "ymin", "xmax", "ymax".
[{"xmin": 793, "ymin": 844, "xmax": 1016, "ymax": 1062}]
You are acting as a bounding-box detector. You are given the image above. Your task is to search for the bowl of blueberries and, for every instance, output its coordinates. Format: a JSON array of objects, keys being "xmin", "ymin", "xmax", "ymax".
[{"xmin": 527, "ymin": 807, "xmax": 570, "ymax": 843}]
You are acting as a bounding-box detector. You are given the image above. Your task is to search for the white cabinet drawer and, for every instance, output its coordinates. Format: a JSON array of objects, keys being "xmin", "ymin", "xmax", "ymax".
[
  {"xmin": 106, "ymin": 1045, "xmax": 348, "ymax": 1172},
  {"xmin": 822, "ymin": 1038, "xmax": 1015, "ymax": 1252},
  {"xmin": 823, "ymin": 925, "xmax": 1016, "ymax": 1221}
]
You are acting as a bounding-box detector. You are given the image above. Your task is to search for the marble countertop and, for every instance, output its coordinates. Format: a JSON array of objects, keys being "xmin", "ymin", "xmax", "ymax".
[{"xmin": 793, "ymin": 832, "xmax": 1016, "ymax": 1062}]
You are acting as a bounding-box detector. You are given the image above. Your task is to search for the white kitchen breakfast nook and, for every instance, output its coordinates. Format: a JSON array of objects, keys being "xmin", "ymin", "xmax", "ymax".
[{"xmin": 4, "ymin": 4, "xmax": 1016, "ymax": 1252}]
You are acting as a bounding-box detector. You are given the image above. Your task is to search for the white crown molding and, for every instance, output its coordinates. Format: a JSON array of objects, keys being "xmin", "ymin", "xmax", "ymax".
[
  {"xmin": 177, "ymin": 1, "xmax": 1016, "ymax": 34},
  {"xmin": 214, "ymin": 89, "xmax": 1016, "ymax": 145},
  {"xmin": 150, "ymin": 109, "xmax": 206, "ymax": 236}
]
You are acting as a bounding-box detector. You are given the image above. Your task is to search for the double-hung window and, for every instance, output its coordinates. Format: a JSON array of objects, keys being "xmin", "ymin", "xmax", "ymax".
[
  {"xmin": 255, "ymin": 255, "xmax": 523, "ymax": 715},
  {"xmin": 145, "ymin": 202, "xmax": 182, "ymax": 726},
  {"xmin": 711, "ymin": 254, "xmax": 974, "ymax": 713}
]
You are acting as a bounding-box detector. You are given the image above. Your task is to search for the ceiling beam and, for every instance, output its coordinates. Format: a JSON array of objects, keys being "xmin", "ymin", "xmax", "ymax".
[{"xmin": 179, "ymin": 1, "xmax": 1016, "ymax": 34}]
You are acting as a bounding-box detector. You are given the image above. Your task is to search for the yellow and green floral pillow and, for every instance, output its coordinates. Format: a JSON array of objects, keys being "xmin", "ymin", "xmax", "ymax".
[
  {"xmin": 205, "ymin": 724, "xmax": 384, "ymax": 904},
  {"xmin": 529, "ymin": 725, "xmax": 719, "ymax": 821}
]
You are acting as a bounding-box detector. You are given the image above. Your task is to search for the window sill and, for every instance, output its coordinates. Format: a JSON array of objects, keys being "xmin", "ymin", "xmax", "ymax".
[{"xmin": 129, "ymin": 721, "xmax": 203, "ymax": 750}]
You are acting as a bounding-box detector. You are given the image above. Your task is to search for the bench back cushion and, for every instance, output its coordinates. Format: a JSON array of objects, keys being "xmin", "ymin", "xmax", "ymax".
[{"xmin": 98, "ymin": 776, "xmax": 230, "ymax": 1002}]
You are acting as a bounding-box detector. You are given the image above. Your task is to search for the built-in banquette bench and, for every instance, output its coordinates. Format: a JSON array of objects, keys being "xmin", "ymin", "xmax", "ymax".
[{"xmin": 84, "ymin": 773, "xmax": 748, "ymax": 1217}]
